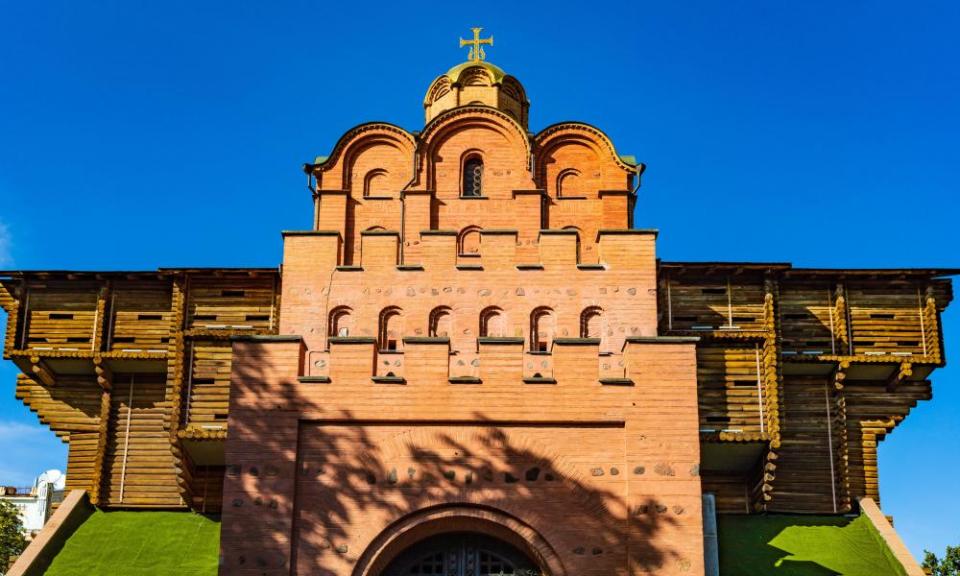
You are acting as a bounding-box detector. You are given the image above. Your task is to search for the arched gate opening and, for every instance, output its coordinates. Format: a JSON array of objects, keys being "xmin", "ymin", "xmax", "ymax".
[
  {"xmin": 354, "ymin": 506, "xmax": 563, "ymax": 576},
  {"xmin": 382, "ymin": 532, "xmax": 539, "ymax": 576}
]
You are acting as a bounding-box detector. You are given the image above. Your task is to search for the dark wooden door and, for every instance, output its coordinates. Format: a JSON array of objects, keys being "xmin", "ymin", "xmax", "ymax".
[{"xmin": 383, "ymin": 532, "xmax": 539, "ymax": 576}]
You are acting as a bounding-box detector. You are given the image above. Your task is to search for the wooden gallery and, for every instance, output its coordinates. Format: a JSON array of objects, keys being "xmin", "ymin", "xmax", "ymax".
[{"xmin": 2, "ymin": 38, "xmax": 954, "ymax": 576}]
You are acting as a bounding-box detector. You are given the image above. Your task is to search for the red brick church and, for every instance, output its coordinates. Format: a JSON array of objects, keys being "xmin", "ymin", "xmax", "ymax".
[{"xmin": 2, "ymin": 29, "xmax": 953, "ymax": 576}]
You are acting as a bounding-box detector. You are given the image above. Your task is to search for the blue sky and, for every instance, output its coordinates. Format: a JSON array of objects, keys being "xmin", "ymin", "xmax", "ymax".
[{"xmin": 1, "ymin": 0, "xmax": 958, "ymax": 560}]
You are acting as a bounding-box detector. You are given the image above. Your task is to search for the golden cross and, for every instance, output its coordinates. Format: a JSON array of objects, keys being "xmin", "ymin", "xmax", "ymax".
[{"xmin": 459, "ymin": 27, "xmax": 493, "ymax": 62}]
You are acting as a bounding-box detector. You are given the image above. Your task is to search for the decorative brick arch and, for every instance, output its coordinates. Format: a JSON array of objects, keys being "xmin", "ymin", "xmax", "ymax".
[
  {"xmin": 309, "ymin": 122, "xmax": 416, "ymax": 192},
  {"xmin": 352, "ymin": 504, "xmax": 566, "ymax": 576},
  {"xmin": 533, "ymin": 122, "xmax": 641, "ymax": 195},
  {"xmin": 411, "ymin": 106, "xmax": 535, "ymax": 192}
]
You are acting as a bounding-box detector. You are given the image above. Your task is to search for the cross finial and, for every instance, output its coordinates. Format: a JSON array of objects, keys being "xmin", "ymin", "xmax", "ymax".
[{"xmin": 459, "ymin": 27, "xmax": 493, "ymax": 63}]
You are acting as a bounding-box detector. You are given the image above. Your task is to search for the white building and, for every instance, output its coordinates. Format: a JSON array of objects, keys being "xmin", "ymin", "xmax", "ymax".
[{"xmin": 1, "ymin": 469, "xmax": 66, "ymax": 539}]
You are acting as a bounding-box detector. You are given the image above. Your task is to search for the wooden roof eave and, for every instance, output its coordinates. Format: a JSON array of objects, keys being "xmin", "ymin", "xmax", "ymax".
[
  {"xmin": 157, "ymin": 267, "xmax": 280, "ymax": 278},
  {"xmin": 658, "ymin": 261, "xmax": 960, "ymax": 280},
  {"xmin": 0, "ymin": 280, "xmax": 16, "ymax": 314},
  {"xmin": 658, "ymin": 261, "xmax": 792, "ymax": 278},
  {"xmin": 0, "ymin": 267, "xmax": 280, "ymax": 282},
  {"xmin": 783, "ymin": 267, "xmax": 960, "ymax": 279}
]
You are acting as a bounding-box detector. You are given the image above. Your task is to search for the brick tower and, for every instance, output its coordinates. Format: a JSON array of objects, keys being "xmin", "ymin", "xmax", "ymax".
[{"xmin": 219, "ymin": 32, "xmax": 705, "ymax": 576}]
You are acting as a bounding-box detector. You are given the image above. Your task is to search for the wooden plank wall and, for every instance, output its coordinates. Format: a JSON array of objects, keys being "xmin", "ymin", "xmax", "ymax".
[
  {"xmin": 700, "ymin": 472, "xmax": 750, "ymax": 514},
  {"xmin": 15, "ymin": 374, "xmax": 101, "ymax": 490},
  {"xmin": 2, "ymin": 272, "xmax": 278, "ymax": 512},
  {"xmin": 183, "ymin": 339, "xmax": 232, "ymax": 430},
  {"xmin": 767, "ymin": 375, "xmax": 839, "ymax": 513},
  {"xmin": 661, "ymin": 269, "xmax": 951, "ymax": 514},
  {"xmin": 843, "ymin": 380, "xmax": 930, "ymax": 506},
  {"xmin": 185, "ymin": 276, "xmax": 276, "ymax": 331},
  {"xmin": 697, "ymin": 344, "xmax": 766, "ymax": 438},
  {"xmin": 848, "ymin": 283, "xmax": 926, "ymax": 357},
  {"xmin": 1, "ymin": 282, "xmax": 20, "ymax": 357},
  {"xmin": 14, "ymin": 374, "xmax": 100, "ymax": 437},
  {"xmin": 101, "ymin": 373, "xmax": 182, "ymax": 507},
  {"xmin": 106, "ymin": 281, "xmax": 173, "ymax": 352},
  {"xmin": 186, "ymin": 460, "xmax": 225, "ymax": 515},
  {"xmin": 663, "ymin": 276, "xmax": 766, "ymax": 332},
  {"xmin": 24, "ymin": 283, "xmax": 99, "ymax": 351},
  {"xmin": 778, "ymin": 283, "xmax": 837, "ymax": 355}
]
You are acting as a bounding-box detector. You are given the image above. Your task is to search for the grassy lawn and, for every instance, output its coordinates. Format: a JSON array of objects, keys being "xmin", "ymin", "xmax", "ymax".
[
  {"xmin": 718, "ymin": 514, "xmax": 907, "ymax": 576},
  {"xmin": 44, "ymin": 510, "xmax": 220, "ymax": 576},
  {"xmin": 39, "ymin": 507, "xmax": 908, "ymax": 575}
]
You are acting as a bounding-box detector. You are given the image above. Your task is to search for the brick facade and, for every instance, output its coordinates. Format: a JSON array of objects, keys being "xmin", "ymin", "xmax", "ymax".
[{"xmin": 220, "ymin": 59, "xmax": 704, "ymax": 575}]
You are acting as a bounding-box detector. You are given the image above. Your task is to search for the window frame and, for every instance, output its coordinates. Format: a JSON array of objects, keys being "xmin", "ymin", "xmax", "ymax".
[{"xmin": 461, "ymin": 154, "xmax": 484, "ymax": 198}]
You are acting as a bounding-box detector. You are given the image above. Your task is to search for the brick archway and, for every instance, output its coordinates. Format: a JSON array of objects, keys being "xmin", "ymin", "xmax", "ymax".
[{"xmin": 352, "ymin": 505, "xmax": 566, "ymax": 576}]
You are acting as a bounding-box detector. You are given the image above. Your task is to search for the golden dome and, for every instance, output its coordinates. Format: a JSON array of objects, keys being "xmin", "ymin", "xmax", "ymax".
[{"xmin": 423, "ymin": 60, "xmax": 530, "ymax": 128}]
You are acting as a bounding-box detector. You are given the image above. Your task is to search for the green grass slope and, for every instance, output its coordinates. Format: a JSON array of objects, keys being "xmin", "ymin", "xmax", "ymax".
[
  {"xmin": 43, "ymin": 510, "xmax": 220, "ymax": 576},
  {"xmin": 718, "ymin": 514, "xmax": 907, "ymax": 576}
]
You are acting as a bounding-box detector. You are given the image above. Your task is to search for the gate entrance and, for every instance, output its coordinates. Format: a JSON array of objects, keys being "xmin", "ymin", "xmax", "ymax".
[{"xmin": 382, "ymin": 532, "xmax": 540, "ymax": 576}]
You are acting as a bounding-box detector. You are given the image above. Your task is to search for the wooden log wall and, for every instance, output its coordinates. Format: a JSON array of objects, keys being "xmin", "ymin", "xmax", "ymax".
[
  {"xmin": 696, "ymin": 343, "xmax": 766, "ymax": 438},
  {"xmin": 847, "ymin": 283, "xmax": 927, "ymax": 357},
  {"xmin": 754, "ymin": 278, "xmax": 782, "ymax": 511},
  {"xmin": 778, "ymin": 283, "xmax": 838, "ymax": 355},
  {"xmin": 922, "ymin": 288, "xmax": 943, "ymax": 364},
  {"xmin": 22, "ymin": 282, "xmax": 99, "ymax": 351},
  {"xmin": 184, "ymin": 458, "xmax": 225, "ymax": 515},
  {"xmin": 1, "ymin": 282, "xmax": 20, "ymax": 358},
  {"xmin": 164, "ymin": 277, "xmax": 191, "ymax": 507},
  {"xmin": 700, "ymin": 472, "xmax": 750, "ymax": 514},
  {"xmin": 184, "ymin": 276, "xmax": 277, "ymax": 331},
  {"xmin": 662, "ymin": 275, "xmax": 767, "ymax": 332},
  {"xmin": 843, "ymin": 379, "xmax": 930, "ymax": 506},
  {"xmin": 101, "ymin": 373, "xmax": 182, "ymax": 507},
  {"xmin": 766, "ymin": 375, "xmax": 839, "ymax": 513},
  {"xmin": 14, "ymin": 374, "xmax": 101, "ymax": 491},
  {"xmin": 831, "ymin": 285, "xmax": 849, "ymax": 353},
  {"xmin": 831, "ymin": 366, "xmax": 852, "ymax": 513},
  {"xmin": 659, "ymin": 266, "xmax": 952, "ymax": 514},
  {"xmin": 14, "ymin": 374, "xmax": 100, "ymax": 437},
  {"xmin": 105, "ymin": 281, "xmax": 173, "ymax": 352},
  {"xmin": 659, "ymin": 272, "xmax": 782, "ymax": 440},
  {"xmin": 0, "ymin": 271, "xmax": 279, "ymax": 513},
  {"xmin": 182, "ymin": 339, "xmax": 232, "ymax": 430}
]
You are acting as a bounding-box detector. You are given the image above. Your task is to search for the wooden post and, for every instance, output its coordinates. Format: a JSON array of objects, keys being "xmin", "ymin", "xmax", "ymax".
[
  {"xmin": 2, "ymin": 281, "xmax": 22, "ymax": 355},
  {"xmin": 91, "ymin": 282, "xmax": 110, "ymax": 352},
  {"xmin": 90, "ymin": 357, "xmax": 112, "ymax": 506}
]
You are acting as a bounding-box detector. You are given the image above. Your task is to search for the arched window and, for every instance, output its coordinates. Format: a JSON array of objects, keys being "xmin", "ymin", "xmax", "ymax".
[
  {"xmin": 363, "ymin": 169, "xmax": 389, "ymax": 198},
  {"xmin": 480, "ymin": 306, "xmax": 505, "ymax": 338},
  {"xmin": 580, "ymin": 306, "xmax": 602, "ymax": 339},
  {"xmin": 530, "ymin": 307, "xmax": 555, "ymax": 352},
  {"xmin": 462, "ymin": 155, "xmax": 484, "ymax": 197},
  {"xmin": 557, "ymin": 168, "xmax": 583, "ymax": 198},
  {"xmin": 429, "ymin": 306, "xmax": 453, "ymax": 338},
  {"xmin": 458, "ymin": 226, "xmax": 482, "ymax": 257},
  {"xmin": 328, "ymin": 306, "xmax": 352, "ymax": 338},
  {"xmin": 378, "ymin": 306, "xmax": 403, "ymax": 352}
]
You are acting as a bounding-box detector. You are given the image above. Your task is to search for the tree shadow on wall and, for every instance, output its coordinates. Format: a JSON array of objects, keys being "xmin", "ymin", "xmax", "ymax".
[{"xmin": 225, "ymin": 356, "xmax": 685, "ymax": 575}]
